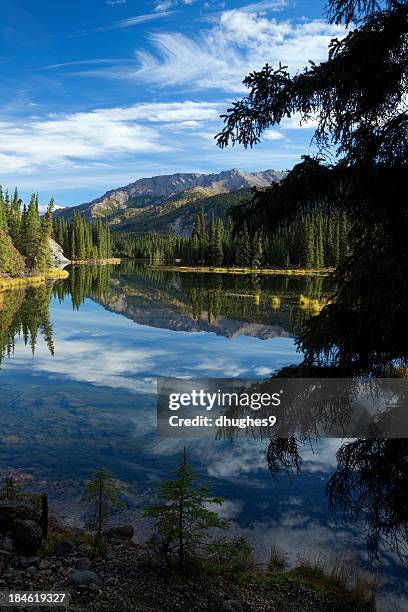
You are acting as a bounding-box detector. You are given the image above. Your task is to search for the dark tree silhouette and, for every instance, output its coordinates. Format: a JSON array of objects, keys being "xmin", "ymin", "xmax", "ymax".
[
  {"xmin": 327, "ymin": 439, "xmax": 408, "ymax": 560},
  {"xmin": 216, "ymin": 0, "xmax": 408, "ymax": 560}
]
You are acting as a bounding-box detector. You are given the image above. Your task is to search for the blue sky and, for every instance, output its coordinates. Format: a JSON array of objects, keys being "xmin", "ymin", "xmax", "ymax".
[{"xmin": 0, "ymin": 0, "xmax": 345, "ymax": 206}]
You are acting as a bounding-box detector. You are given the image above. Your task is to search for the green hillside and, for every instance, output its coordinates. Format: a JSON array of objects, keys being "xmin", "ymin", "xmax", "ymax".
[{"xmin": 113, "ymin": 189, "xmax": 252, "ymax": 236}]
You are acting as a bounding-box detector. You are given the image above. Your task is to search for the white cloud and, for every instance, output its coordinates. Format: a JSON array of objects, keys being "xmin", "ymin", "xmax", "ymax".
[
  {"xmin": 205, "ymin": 498, "xmax": 243, "ymax": 520},
  {"xmin": 113, "ymin": 14, "xmax": 172, "ymax": 28},
  {"xmin": 301, "ymin": 439, "xmax": 344, "ymax": 473},
  {"xmin": 38, "ymin": 203, "xmax": 62, "ymax": 213},
  {"xmin": 121, "ymin": 11, "xmax": 345, "ymax": 93},
  {"xmin": 263, "ymin": 129, "xmax": 285, "ymax": 141},
  {"xmin": 0, "ymin": 101, "xmax": 220, "ymax": 175},
  {"xmin": 106, "ymin": 0, "xmax": 127, "ymax": 5},
  {"xmin": 155, "ymin": 0, "xmax": 196, "ymax": 12},
  {"xmin": 67, "ymin": 11, "xmax": 173, "ymax": 37},
  {"xmin": 207, "ymin": 443, "xmax": 267, "ymax": 478},
  {"xmin": 11, "ymin": 320, "xmax": 166, "ymax": 394},
  {"xmin": 240, "ymin": 0, "xmax": 289, "ymax": 11},
  {"xmin": 40, "ymin": 59, "xmax": 128, "ymax": 71}
]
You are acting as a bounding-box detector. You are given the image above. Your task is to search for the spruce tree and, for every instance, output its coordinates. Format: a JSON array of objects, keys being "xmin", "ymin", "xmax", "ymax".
[
  {"xmin": 251, "ymin": 232, "xmax": 263, "ymax": 268},
  {"xmin": 144, "ymin": 450, "xmax": 227, "ymax": 569},
  {"xmin": 36, "ymin": 198, "xmax": 55, "ymax": 272},
  {"xmin": 9, "ymin": 188, "xmax": 21, "ymax": 245},
  {"xmin": 82, "ymin": 467, "xmax": 125, "ymax": 542},
  {"xmin": 20, "ymin": 195, "xmax": 41, "ymax": 271},
  {"xmin": 237, "ymin": 228, "xmax": 251, "ymax": 267},
  {"xmin": 209, "ymin": 213, "xmax": 224, "ymax": 266}
]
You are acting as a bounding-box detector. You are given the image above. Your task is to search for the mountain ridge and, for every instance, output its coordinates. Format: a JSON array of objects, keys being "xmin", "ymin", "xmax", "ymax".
[{"xmin": 55, "ymin": 167, "xmax": 287, "ymax": 235}]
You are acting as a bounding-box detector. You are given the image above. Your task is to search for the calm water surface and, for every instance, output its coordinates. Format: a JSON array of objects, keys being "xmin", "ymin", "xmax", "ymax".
[{"xmin": 0, "ymin": 263, "xmax": 406, "ymax": 610}]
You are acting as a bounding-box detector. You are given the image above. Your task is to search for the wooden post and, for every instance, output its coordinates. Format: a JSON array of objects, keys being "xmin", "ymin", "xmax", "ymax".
[{"xmin": 41, "ymin": 493, "xmax": 48, "ymax": 541}]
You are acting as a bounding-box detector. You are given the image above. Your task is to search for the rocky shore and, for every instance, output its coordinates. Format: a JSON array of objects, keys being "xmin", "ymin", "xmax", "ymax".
[
  {"xmin": 0, "ymin": 534, "xmax": 366, "ymax": 612},
  {"xmin": 0, "ymin": 499, "xmax": 375, "ymax": 612}
]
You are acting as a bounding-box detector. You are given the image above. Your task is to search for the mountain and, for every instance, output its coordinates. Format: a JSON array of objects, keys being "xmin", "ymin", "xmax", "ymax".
[{"xmin": 55, "ymin": 168, "xmax": 286, "ymax": 236}]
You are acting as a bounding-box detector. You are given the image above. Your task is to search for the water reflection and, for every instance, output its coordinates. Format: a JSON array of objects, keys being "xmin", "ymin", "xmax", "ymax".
[
  {"xmin": 0, "ymin": 263, "xmax": 406, "ymax": 610},
  {"xmin": 1, "ymin": 264, "xmax": 332, "ymax": 364},
  {"xmin": 57, "ymin": 263, "xmax": 333, "ymax": 340},
  {"xmin": 0, "ymin": 285, "xmax": 54, "ymax": 366}
]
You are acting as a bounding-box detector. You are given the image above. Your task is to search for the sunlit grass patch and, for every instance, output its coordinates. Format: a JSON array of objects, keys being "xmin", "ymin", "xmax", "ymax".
[
  {"xmin": 148, "ymin": 265, "xmax": 334, "ymax": 277},
  {"xmin": 0, "ymin": 269, "xmax": 69, "ymax": 292},
  {"xmin": 289, "ymin": 555, "xmax": 378, "ymax": 611}
]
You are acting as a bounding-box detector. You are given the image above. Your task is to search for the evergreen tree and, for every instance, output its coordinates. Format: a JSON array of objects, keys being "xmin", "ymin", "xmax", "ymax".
[
  {"xmin": 56, "ymin": 212, "xmax": 112, "ymax": 262},
  {"xmin": 144, "ymin": 450, "xmax": 227, "ymax": 569},
  {"xmin": 251, "ymin": 232, "xmax": 263, "ymax": 268},
  {"xmin": 9, "ymin": 188, "xmax": 21, "ymax": 245},
  {"xmin": 237, "ymin": 228, "xmax": 251, "ymax": 267},
  {"xmin": 82, "ymin": 467, "xmax": 125, "ymax": 541},
  {"xmin": 20, "ymin": 195, "xmax": 41, "ymax": 271},
  {"xmin": 4, "ymin": 190, "xmax": 11, "ymax": 231},
  {"xmin": 208, "ymin": 213, "xmax": 224, "ymax": 266},
  {"xmin": 215, "ymin": 0, "xmax": 408, "ymax": 561},
  {"xmin": 36, "ymin": 198, "xmax": 55, "ymax": 272}
]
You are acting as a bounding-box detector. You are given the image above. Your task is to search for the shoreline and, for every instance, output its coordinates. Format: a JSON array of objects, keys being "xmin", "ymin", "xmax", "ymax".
[
  {"xmin": 0, "ymin": 495, "xmax": 377, "ymax": 612},
  {"xmin": 71, "ymin": 258, "xmax": 121, "ymax": 265},
  {"xmin": 0, "ymin": 269, "xmax": 69, "ymax": 292},
  {"xmin": 147, "ymin": 265, "xmax": 334, "ymax": 276}
]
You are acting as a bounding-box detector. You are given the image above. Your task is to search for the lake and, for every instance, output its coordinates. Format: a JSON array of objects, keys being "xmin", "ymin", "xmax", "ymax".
[{"xmin": 0, "ymin": 262, "xmax": 406, "ymax": 610}]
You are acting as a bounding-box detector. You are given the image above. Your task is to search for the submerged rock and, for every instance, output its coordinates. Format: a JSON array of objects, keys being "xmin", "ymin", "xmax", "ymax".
[
  {"xmin": 222, "ymin": 600, "xmax": 244, "ymax": 612},
  {"xmin": 105, "ymin": 525, "xmax": 134, "ymax": 540},
  {"xmin": 69, "ymin": 570, "xmax": 99, "ymax": 586}
]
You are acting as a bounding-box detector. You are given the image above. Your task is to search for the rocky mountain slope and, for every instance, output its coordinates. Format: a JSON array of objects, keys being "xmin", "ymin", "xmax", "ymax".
[{"xmin": 55, "ymin": 168, "xmax": 286, "ymax": 236}]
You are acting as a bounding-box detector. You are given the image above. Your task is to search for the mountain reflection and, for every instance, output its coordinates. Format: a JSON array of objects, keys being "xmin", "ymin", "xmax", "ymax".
[
  {"xmin": 0, "ymin": 262, "xmax": 332, "ymax": 364},
  {"xmin": 59, "ymin": 262, "xmax": 332, "ymax": 339},
  {"xmin": 0, "ymin": 262, "xmax": 330, "ymax": 364}
]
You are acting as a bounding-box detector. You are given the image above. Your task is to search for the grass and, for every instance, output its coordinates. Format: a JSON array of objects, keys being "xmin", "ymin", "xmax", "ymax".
[
  {"xmin": 268, "ymin": 546, "xmax": 288, "ymax": 573},
  {"xmin": 148, "ymin": 265, "xmax": 334, "ymax": 277},
  {"xmin": 72, "ymin": 258, "xmax": 121, "ymax": 265},
  {"xmin": 0, "ymin": 268, "xmax": 69, "ymax": 292},
  {"xmin": 299, "ymin": 293, "xmax": 331, "ymax": 312},
  {"xmin": 288, "ymin": 555, "xmax": 378, "ymax": 611},
  {"xmin": 230, "ymin": 545, "xmax": 378, "ymax": 611}
]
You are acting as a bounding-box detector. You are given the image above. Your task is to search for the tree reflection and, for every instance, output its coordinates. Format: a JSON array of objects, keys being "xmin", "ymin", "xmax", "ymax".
[
  {"xmin": 54, "ymin": 264, "xmax": 112, "ymax": 309},
  {"xmin": 0, "ymin": 284, "xmax": 54, "ymax": 365},
  {"xmin": 215, "ymin": 375, "xmax": 408, "ymax": 562}
]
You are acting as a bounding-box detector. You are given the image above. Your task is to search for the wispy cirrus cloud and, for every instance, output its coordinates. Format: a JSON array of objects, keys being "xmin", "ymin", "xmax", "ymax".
[
  {"xmin": 0, "ymin": 96, "xmax": 304, "ymax": 199},
  {"xmin": 238, "ymin": 0, "xmax": 289, "ymax": 12},
  {"xmin": 39, "ymin": 59, "xmax": 130, "ymax": 71},
  {"xmin": 83, "ymin": 9, "xmax": 344, "ymax": 92},
  {"xmin": 154, "ymin": 0, "xmax": 196, "ymax": 12},
  {"xmin": 0, "ymin": 101, "xmax": 220, "ymax": 175},
  {"xmin": 112, "ymin": 13, "xmax": 173, "ymax": 28},
  {"xmin": 66, "ymin": 11, "xmax": 174, "ymax": 37}
]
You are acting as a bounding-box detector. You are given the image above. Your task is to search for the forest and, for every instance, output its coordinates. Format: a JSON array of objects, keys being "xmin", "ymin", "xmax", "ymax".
[
  {"xmin": 113, "ymin": 208, "xmax": 351, "ymax": 269},
  {"xmin": 0, "ymin": 188, "xmax": 54, "ymax": 276},
  {"xmin": 2, "ymin": 184, "xmax": 350, "ymax": 273},
  {"xmin": 53, "ymin": 212, "xmax": 112, "ymax": 262}
]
